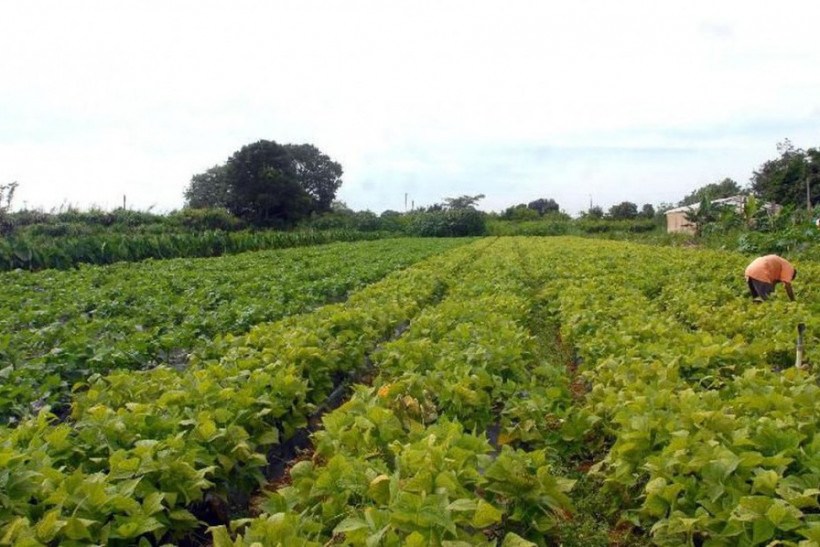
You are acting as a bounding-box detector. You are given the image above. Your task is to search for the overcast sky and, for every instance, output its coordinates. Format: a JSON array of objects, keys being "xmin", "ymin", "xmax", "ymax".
[{"xmin": 2, "ymin": 1, "xmax": 819, "ymax": 215}]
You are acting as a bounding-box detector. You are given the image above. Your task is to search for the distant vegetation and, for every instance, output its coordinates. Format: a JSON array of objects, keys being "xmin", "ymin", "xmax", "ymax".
[
  {"xmin": 2, "ymin": 138, "xmax": 818, "ymax": 271},
  {"xmin": 183, "ymin": 140, "xmax": 343, "ymax": 227}
]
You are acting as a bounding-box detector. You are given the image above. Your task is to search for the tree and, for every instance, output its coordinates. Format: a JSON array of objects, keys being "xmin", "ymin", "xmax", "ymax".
[
  {"xmin": 501, "ymin": 204, "xmax": 539, "ymax": 221},
  {"xmin": 225, "ymin": 140, "xmax": 312, "ymax": 226},
  {"xmin": 0, "ymin": 181, "xmax": 17, "ymax": 213},
  {"xmin": 679, "ymin": 178, "xmax": 742, "ymax": 206},
  {"xmin": 684, "ymin": 197, "xmax": 733, "ymax": 236},
  {"xmin": 607, "ymin": 201, "xmax": 638, "ymax": 220},
  {"xmin": 283, "ymin": 144, "xmax": 343, "ymax": 213},
  {"xmin": 183, "ymin": 165, "xmax": 230, "ymax": 209},
  {"xmin": 184, "ymin": 140, "xmax": 344, "ymax": 225},
  {"xmin": 527, "ymin": 198, "xmax": 560, "ymax": 215},
  {"xmin": 750, "ymin": 140, "xmax": 820, "ymax": 210},
  {"xmin": 442, "ymin": 194, "xmax": 485, "ymax": 210},
  {"xmin": 0, "ymin": 181, "xmax": 18, "ymax": 235},
  {"xmin": 583, "ymin": 205, "xmax": 604, "ymax": 219},
  {"xmin": 330, "ymin": 200, "xmax": 353, "ymax": 213},
  {"xmin": 639, "ymin": 203, "xmax": 655, "ymax": 219}
]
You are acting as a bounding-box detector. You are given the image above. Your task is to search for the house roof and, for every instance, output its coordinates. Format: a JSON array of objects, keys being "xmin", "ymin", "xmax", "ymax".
[{"xmin": 664, "ymin": 195, "xmax": 749, "ymax": 215}]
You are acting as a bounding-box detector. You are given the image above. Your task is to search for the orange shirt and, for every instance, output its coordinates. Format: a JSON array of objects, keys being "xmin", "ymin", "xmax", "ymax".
[{"xmin": 745, "ymin": 255, "xmax": 795, "ymax": 284}]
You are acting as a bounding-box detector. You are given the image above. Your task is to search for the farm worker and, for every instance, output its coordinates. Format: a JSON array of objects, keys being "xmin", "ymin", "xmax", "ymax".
[{"xmin": 744, "ymin": 255, "xmax": 796, "ymax": 302}]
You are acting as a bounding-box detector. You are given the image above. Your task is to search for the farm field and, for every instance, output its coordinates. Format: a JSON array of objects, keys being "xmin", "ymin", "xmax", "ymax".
[
  {"xmin": 0, "ymin": 238, "xmax": 468, "ymax": 423},
  {"xmin": 1, "ymin": 237, "xmax": 818, "ymax": 546}
]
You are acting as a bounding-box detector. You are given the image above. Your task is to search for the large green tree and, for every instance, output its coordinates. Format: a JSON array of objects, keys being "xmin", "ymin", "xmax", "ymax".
[
  {"xmin": 607, "ymin": 201, "xmax": 638, "ymax": 220},
  {"xmin": 224, "ymin": 140, "xmax": 311, "ymax": 226},
  {"xmin": 679, "ymin": 178, "xmax": 742, "ymax": 206},
  {"xmin": 442, "ymin": 194, "xmax": 485, "ymax": 210},
  {"xmin": 183, "ymin": 165, "xmax": 230, "ymax": 209},
  {"xmin": 639, "ymin": 203, "xmax": 655, "ymax": 219},
  {"xmin": 527, "ymin": 198, "xmax": 560, "ymax": 215},
  {"xmin": 750, "ymin": 140, "xmax": 820, "ymax": 210},
  {"xmin": 283, "ymin": 144, "xmax": 343, "ymax": 213},
  {"xmin": 184, "ymin": 140, "xmax": 343, "ymax": 225}
]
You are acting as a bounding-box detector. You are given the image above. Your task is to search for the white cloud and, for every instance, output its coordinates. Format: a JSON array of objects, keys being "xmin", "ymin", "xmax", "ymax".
[{"xmin": 1, "ymin": 0, "xmax": 819, "ymax": 215}]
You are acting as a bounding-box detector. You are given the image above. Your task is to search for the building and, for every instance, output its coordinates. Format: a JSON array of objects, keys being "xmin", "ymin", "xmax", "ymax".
[{"xmin": 664, "ymin": 195, "xmax": 779, "ymax": 234}]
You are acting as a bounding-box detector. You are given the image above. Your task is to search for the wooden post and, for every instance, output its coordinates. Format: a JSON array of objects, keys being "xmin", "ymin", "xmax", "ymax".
[{"xmin": 795, "ymin": 323, "xmax": 806, "ymax": 369}]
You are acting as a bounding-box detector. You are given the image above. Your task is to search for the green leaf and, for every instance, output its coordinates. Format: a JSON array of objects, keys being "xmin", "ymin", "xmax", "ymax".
[
  {"xmin": 751, "ymin": 469, "xmax": 779, "ymax": 495},
  {"xmin": 333, "ymin": 517, "xmax": 369, "ymax": 534},
  {"xmin": 797, "ymin": 522, "xmax": 820, "ymax": 543},
  {"xmin": 405, "ymin": 531, "xmax": 429, "ymax": 547},
  {"xmin": 734, "ymin": 496, "xmax": 773, "ymax": 521},
  {"xmin": 111, "ymin": 516, "xmax": 164, "ymax": 539},
  {"xmin": 63, "ymin": 517, "xmax": 97, "ymax": 541},
  {"xmin": 1, "ymin": 517, "xmax": 30, "ymax": 544},
  {"xmin": 142, "ymin": 491, "xmax": 165, "ymax": 516},
  {"xmin": 35, "ymin": 509, "xmax": 66, "ymax": 543},
  {"xmin": 256, "ymin": 429, "xmax": 279, "ymax": 446},
  {"xmin": 501, "ymin": 532, "xmax": 537, "ymax": 547},
  {"xmin": 209, "ymin": 525, "xmax": 236, "ymax": 547},
  {"xmin": 368, "ymin": 474, "xmax": 391, "ymax": 506},
  {"xmin": 447, "ymin": 499, "xmax": 477, "ymax": 512},
  {"xmin": 765, "ymin": 500, "xmax": 802, "ymax": 531},
  {"xmin": 168, "ymin": 509, "xmax": 199, "ymax": 523},
  {"xmin": 472, "ymin": 499, "xmax": 503, "ymax": 528},
  {"xmin": 752, "ymin": 518, "xmax": 775, "ymax": 544}
]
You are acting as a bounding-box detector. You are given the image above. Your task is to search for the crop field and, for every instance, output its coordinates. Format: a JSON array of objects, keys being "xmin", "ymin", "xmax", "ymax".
[
  {"xmin": 0, "ymin": 239, "xmax": 466, "ymax": 422},
  {"xmin": 1, "ymin": 237, "xmax": 818, "ymax": 546}
]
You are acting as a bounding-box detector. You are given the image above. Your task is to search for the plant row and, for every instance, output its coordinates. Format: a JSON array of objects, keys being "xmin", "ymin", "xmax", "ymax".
[
  {"xmin": 0, "ymin": 228, "xmax": 394, "ymax": 272},
  {"xmin": 0, "ymin": 240, "xmax": 491, "ymax": 545},
  {"xmin": 532, "ymin": 237, "xmax": 820, "ymax": 546},
  {"xmin": 214, "ymin": 238, "xmax": 582, "ymax": 546},
  {"xmin": 0, "ymin": 239, "xmax": 466, "ymax": 423},
  {"xmin": 0, "ymin": 239, "xmax": 457, "ymax": 421}
]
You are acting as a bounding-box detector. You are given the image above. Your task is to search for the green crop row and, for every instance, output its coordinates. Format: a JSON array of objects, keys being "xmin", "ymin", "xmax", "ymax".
[
  {"xmin": 0, "ymin": 229, "xmax": 392, "ymax": 272},
  {"xmin": 0, "ymin": 241, "xmax": 489, "ymax": 546},
  {"xmin": 531, "ymin": 238, "xmax": 820, "ymax": 546},
  {"xmin": 0, "ymin": 239, "xmax": 467, "ymax": 423},
  {"xmin": 214, "ymin": 238, "xmax": 580, "ymax": 546}
]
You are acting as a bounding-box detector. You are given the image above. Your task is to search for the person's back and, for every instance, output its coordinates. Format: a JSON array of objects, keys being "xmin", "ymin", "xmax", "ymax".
[{"xmin": 744, "ymin": 255, "xmax": 796, "ymax": 301}]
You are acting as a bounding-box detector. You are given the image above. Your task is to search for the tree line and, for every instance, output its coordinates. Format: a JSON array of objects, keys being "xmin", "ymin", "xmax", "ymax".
[{"xmin": 3, "ymin": 138, "xmax": 816, "ymax": 236}]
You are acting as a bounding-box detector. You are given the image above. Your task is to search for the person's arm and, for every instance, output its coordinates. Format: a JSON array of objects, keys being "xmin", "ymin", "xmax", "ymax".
[{"xmin": 784, "ymin": 282, "xmax": 795, "ymax": 301}]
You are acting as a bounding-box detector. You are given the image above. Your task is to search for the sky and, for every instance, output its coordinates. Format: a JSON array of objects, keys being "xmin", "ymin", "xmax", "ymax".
[{"xmin": 1, "ymin": 1, "xmax": 819, "ymax": 216}]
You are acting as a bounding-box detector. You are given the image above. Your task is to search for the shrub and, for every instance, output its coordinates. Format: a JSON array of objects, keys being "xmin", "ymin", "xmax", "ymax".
[
  {"xmin": 406, "ymin": 209, "xmax": 487, "ymax": 237},
  {"xmin": 167, "ymin": 208, "xmax": 244, "ymax": 231}
]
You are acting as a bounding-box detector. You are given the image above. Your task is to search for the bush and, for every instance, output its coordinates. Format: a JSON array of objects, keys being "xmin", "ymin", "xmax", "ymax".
[
  {"xmin": 167, "ymin": 208, "xmax": 244, "ymax": 231},
  {"xmin": 406, "ymin": 209, "xmax": 487, "ymax": 237},
  {"xmin": 736, "ymin": 222, "xmax": 819, "ymax": 256},
  {"xmin": 576, "ymin": 219, "xmax": 657, "ymax": 234},
  {"xmin": 351, "ymin": 211, "xmax": 381, "ymax": 232},
  {"xmin": 378, "ymin": 210, "xmax": 407, "ymax": 232},
  {"xmin": 487, "ymin": 219, "xmax": 572, "ymax": 236}
]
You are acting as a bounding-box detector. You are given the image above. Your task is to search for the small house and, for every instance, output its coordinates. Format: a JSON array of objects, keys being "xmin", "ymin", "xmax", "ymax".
[{"xmin": 664, "ymin": 195, "xmax": 779, "ymax": 234}]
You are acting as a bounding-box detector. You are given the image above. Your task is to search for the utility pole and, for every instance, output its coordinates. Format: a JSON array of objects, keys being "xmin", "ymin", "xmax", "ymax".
[
  {"xmin": 404, "ymin": 193, "xmax": 408, "ymax": 212},
  {"xmin": 123, "ymin": 195, "xmax": 127, "ymax": 210}
]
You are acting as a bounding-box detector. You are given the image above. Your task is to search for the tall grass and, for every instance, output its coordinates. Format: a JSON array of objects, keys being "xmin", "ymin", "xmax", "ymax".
[{"xmin": 0, "ymin": 229, "xmax": 391, "ymax": 271}]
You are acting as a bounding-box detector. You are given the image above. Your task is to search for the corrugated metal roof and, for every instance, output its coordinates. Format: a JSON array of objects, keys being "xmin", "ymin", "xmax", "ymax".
[{"xmin": 664, "ymin": 195, "xmax": 751, "ymax": 215}]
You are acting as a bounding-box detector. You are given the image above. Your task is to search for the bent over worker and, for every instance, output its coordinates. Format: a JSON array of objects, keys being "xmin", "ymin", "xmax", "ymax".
[{"xmin": 745, "ymin": 254, "xmax": 796, "ymax": 302}]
